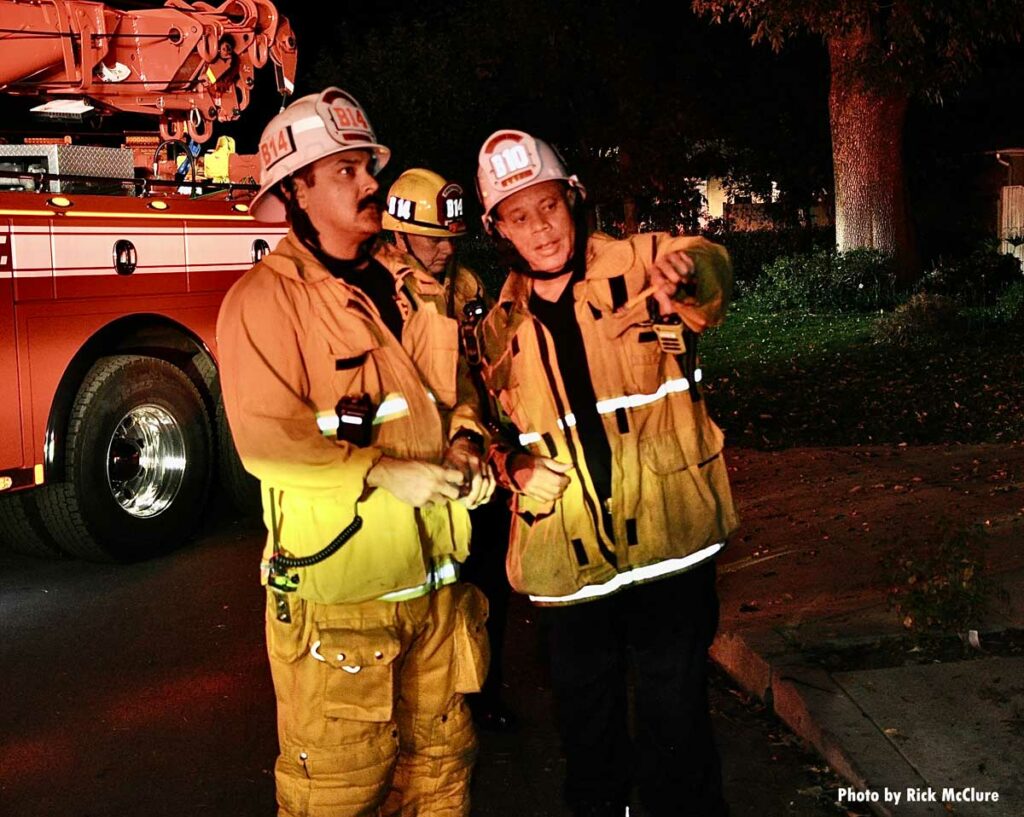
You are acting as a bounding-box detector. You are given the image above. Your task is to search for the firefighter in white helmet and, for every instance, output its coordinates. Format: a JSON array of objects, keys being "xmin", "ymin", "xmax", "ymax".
[
  {"xmin": 474, "ymin": 129, "xmax": 739, "ymax": 817},
  {"xmin": 217, "ymin": 87, "xmax": 494, "ymax": 817},
  {"xmin": 382, "ymin": 168, "xmax": 518, "ymax": 732}
]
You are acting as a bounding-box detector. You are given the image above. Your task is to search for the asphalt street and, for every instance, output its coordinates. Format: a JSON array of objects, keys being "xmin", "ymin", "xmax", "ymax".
[{"xmin": 0, "ymin": 508, "xmax": 843, "ymax": 817}]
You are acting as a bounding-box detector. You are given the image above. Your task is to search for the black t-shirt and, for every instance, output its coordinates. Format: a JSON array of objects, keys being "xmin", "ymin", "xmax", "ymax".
[
  {"xmin": 529, "ymin": 278, "xmax": 613, "ymax": 505},
  {"xmin": 323, "ymin": 254, "xmax": 405, "ymax": 342}
]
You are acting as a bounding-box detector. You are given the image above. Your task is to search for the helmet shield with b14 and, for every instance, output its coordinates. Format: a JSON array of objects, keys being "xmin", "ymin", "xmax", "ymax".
[{"xmin": 251, "ymin": 87, "xmax": 391, "ymax": 223}]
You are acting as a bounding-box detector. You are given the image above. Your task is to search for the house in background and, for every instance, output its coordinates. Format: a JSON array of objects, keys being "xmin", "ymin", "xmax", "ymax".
[
  {"xmin": 990, "ymin": 149, "xmax": 1024, "ymax": 265},
  {"xmin": 697, "ymin": 177, "xmax": 831, "ymax": 231}
]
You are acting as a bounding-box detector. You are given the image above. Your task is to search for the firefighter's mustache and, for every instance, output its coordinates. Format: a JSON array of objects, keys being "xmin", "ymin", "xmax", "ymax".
[{"xmin": 358, "ymin": 194, "xmax": 383, "ymax": 212}]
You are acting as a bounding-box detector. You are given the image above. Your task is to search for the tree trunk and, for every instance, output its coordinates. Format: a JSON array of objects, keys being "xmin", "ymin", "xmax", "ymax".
[{"xmin": 828, "ymin": 26, "xmax": 917, "ymax": 281}]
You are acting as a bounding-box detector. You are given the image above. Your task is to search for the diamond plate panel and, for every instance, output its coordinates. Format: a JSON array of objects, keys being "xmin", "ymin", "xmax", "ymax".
[{"xmin": 0, "ymin": 145, "xmax": 134, "ymax": 192}]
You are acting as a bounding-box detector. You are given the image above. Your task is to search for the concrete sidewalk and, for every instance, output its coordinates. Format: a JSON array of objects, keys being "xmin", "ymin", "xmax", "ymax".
[{"xmin": 712, "ymin": 443, "xmax": 1024, "ymax": 816}]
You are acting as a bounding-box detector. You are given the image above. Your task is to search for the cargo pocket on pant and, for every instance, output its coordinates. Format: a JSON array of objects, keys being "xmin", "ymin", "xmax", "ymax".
[
  {"xmin": 453, "ymin": 584, "xmax": 491, "ymax": 694},
  {"xmin": 317, "ymin": 627, "xmax": 401, "ymax": 722},
  {"xmin": 265, "ymin": 592, "xmax": 310, "ymax": 664}
]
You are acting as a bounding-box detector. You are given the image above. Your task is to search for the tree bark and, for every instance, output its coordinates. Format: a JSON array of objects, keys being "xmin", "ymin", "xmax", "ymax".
[{"xmin": 828, "ymin": 25, "xmax": 917, "ymax": 280}]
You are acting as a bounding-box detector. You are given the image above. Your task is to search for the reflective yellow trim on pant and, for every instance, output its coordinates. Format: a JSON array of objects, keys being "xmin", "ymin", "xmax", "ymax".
[
  {"xmin": 527, "ymin": 541, "xmax": 724, "ymax": 604},
  {"xmin": 375, "ymin": 555, "xmax": 460, "ymax": 602}
]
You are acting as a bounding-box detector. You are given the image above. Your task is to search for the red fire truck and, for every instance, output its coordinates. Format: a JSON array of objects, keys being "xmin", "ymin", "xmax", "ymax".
[{"xmin": 0, "ymin": 0, "xmax": 295, "ymax": 561}]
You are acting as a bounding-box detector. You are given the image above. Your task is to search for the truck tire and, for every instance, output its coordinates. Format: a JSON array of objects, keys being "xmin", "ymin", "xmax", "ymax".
[
  {"xmin": 0, "ymin": 492, "xmax": 62, "ymax": 558},
  {"xmin": 215, "ymin": 395, "xmax": 262, "ymax": 517},
  {"xmin": 193, "ymin": 349, "xmax": 261, "ymax": 518},
  {"xmin": 37, "ymin": 355, "xmax": 212, "ymax": 562}
]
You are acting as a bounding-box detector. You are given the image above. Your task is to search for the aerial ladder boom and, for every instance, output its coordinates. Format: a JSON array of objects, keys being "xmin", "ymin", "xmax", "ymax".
[{"xmin": 0, "ymin": 0, "xmax": 297, "ymax": 144}]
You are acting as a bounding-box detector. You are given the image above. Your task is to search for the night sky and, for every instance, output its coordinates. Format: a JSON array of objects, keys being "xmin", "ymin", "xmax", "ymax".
[{"xmin": 1, "ymin": 0, "xmax": 1022, "ymax": 241}]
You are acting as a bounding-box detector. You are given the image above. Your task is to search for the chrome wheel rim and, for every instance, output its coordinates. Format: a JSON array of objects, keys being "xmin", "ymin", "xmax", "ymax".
[{"xmin": 106, "ymin": 405, "xmax": 186, "ymax": 518}]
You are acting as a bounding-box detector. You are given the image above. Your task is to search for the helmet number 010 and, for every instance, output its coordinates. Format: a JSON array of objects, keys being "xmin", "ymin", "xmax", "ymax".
[{"xmin": 490, "ymin": 145, "xmax": 531, "ymax": 180}]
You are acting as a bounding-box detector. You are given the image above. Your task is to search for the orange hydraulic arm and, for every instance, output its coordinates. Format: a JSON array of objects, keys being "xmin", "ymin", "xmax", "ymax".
[{"xmin": 0, "ymin": 0, "xmax": 297, "ymax": 143}]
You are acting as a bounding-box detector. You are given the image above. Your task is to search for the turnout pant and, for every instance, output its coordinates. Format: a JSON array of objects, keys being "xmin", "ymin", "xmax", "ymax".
[
  {"xmin": 546, "ymin": 561, "xmax": 727, "ymax": 817},
  {"xmin": 265, "ymin": 582, "xmax": 490, "ymax": 817},
  {"xmin": 460, "ymin": 492, "xmax": 513, "ymax": 705}
]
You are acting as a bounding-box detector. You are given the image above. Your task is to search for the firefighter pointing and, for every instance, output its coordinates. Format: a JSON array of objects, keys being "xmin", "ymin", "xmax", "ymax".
[
  {"xmin": 475, "ymin": 129, "xmax": 740, "ymax": 817},
  {"xmin": 217, "ymin": 88, "xmax": 493, "ymax": 817}
]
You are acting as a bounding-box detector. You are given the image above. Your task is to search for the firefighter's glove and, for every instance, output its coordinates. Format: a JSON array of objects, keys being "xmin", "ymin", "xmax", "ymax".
[
  {"xmin": 650, "ymin": 250, "xmax": 708, "ymax": 333},
  {"xmin": 366, "ymin": 455, "xmax": 465, "ymax": 508},
  {"xmin": 443, "ymin": 435, "xmax": 496, "ymax": 509},
  {"xmin": 508, "ymin": 454, "xmax": 572, "ymax": 502}
]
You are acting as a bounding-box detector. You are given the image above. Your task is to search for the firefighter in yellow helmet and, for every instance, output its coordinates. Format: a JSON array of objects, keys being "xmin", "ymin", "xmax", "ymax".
[
  {"xmin": 383, "ymin": 168, "xmax": 518, "ymax": 732},
  {"xmin": 381, "ymin": 168, "xmax": 489, "ymax": 318},
  {"xmin": 474, "ymin": 130, "xmax": 739, "ymax": 817},
  {"xmin": 216, "ymin": 87, "xmax": 494, "ymax": 817}
]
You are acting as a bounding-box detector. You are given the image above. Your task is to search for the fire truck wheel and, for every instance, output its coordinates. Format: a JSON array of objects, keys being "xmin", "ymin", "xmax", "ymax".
[
  {"xmin": 0, "ymin": 493, "xmax": 62, "ymax": 558},
  {"xmin": 216, "ymin": 396, "xmax": 262, "ymax": 517},
  {"xmin": 37, "ymin": 355, "xmax": 212, "ymax": 562}
]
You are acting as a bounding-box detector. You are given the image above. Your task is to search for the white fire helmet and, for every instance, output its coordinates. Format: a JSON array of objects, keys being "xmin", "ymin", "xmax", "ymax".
[
  {"xmin": 251, "ymin": 87, "xmax": 391, "ymax": 223},
  {"xmin": 475, "ymin": 129, "xmax": 585, "ymax": 233}
]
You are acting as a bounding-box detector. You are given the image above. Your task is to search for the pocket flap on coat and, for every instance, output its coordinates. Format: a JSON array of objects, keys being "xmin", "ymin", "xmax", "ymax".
[
  {"xmin": 638, "ymin": 431, "xmax": 687, "ymax": 474},
  {"xmin": 312, "ymin": 297, "xmax": 382, "ymax": 360}
]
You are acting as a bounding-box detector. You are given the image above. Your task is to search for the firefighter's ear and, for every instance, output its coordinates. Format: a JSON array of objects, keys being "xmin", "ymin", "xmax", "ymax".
[
  {"xmin": 290, "ymin": 176, "xmax": 310, "ymax": 209},
  {"xmin": 493, "ymin": 218, "xmax": 510, "ymax": 242}
]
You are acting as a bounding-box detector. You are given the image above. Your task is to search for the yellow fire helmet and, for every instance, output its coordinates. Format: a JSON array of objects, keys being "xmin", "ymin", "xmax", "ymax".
[{"xmin": 382, "ymin": 168, "xmax": 468, "ymax": 238}]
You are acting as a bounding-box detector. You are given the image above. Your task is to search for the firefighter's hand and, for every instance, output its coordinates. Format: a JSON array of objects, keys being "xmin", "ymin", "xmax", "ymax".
[
  {"xmin": 650, "ymin": 249, "xmax": 698, "ymax": 317},
  {"xmin": 366, "ymin": 456, "xmax": 465, "ymax": 507},
  {"xmin": 508, "ymin": 454, "xmax": 571, "ymax": 502},
  {"xmin": 651, "ymin": 250, "xmax": 711, "ymax": 333},
  {"xmin": 442, "ymin": 437, "xmax": 496, "ymax": 509}
]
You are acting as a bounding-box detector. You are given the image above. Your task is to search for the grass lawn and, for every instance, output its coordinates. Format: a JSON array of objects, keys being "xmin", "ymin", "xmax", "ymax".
[{"xmin": 699, "ymin": 303, "xmax": 1024, "ymax": 449}]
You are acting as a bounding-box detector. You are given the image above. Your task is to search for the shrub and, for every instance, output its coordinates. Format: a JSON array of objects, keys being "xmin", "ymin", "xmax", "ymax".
[
  {"xmin": 871, "ymin": 292, "xmax": 961, "ymax": 347},
  {"xmin": 992, "ymin": 279, "xmax": 1024, "ymax": 324},
  {"xmin": 886, "ymin": 526, "xmax": 994, "ymax": 635},
  {"xmin": 920, "ymin": 245, "xmax": 1022, "ymax": 307},
  {"xmin": 702, "ymin": 226, "xmax": 834, "ymax": 293},
  {"xmin": 745, "ymin": 247, "xmax": 901, "ymax": 312}
]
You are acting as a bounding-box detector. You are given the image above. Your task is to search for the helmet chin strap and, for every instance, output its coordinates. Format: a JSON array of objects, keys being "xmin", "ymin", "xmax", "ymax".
[
  {"xmin": 400, "ymin": 233, "xmax": 428, "ymax": 271},
  {"xmin": 523, "ymin": 261, "xmax": 573, "ymax": 281}
]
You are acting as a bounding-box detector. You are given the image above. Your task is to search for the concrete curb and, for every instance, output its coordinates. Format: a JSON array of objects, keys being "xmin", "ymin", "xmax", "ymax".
[{"xmin": 711, "ymin": 631, "xmax": 945, "ymax": 817}]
